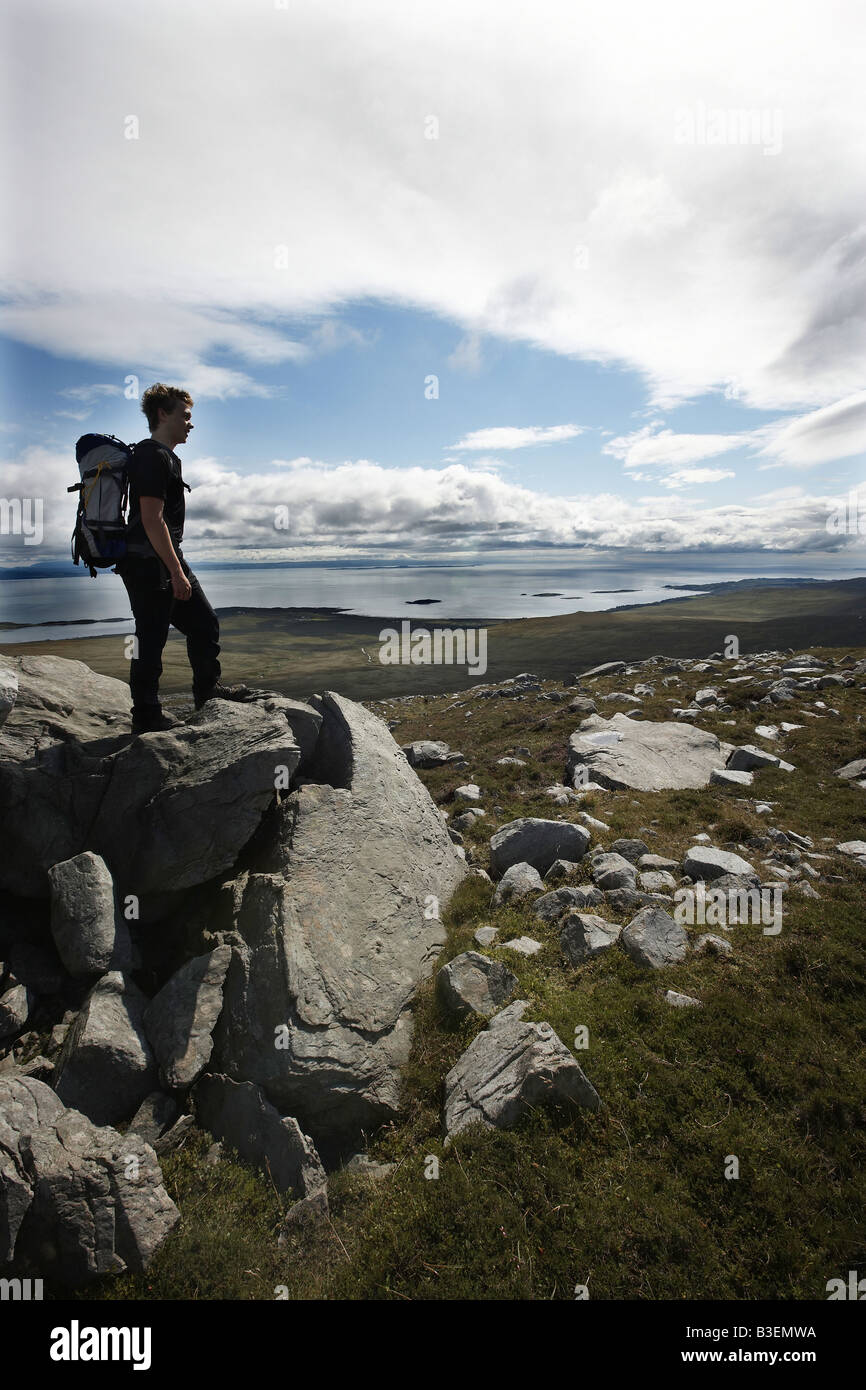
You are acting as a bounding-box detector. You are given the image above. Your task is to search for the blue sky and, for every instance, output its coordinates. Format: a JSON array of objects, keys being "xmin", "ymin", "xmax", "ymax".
[{"xmin": 1, "ymin": 0, "xmax": 864, "ymax": 568}]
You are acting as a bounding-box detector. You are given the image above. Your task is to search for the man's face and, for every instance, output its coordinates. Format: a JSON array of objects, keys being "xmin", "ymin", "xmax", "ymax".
[{"xmin": 161, "ymin": 399, "xmax": 193, "ymax": 447}]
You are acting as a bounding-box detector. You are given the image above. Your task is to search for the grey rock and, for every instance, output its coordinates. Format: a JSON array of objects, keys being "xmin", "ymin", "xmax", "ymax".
[
  {"xmin": 436, "ymin": 951, "xmax": 517, "ymax": 1019},
  {"xmin": 48, "ymin": 850, "xmax": 130, "ymax": 977},
  {"xmin": 567, "ymin": 696, "xmax": 597, "ymax": 715},
  {"xmin": 454, "ymin": 783, "xmax": 482, "ymax": 802},
  {"xmin": 444, "ymin": 1001, "xmax": 600, "ymax": 1137},
  {"xmin": 727, "ymin": 744, "xmax": 794, "ymax": 773},
  {"xmin": 0, "ymin": 654, "xmax": 300, "ymax": 897},
  {"xmin": 711, "ymin": 767, "xmax": 754, "ymax": 788},
  {"xmin": 341, "ymin": 1153, "xmax": 395, "ymax": 1181},
  {"xmin": 402, "ymin": 739, "xmax": 454, "ymax": 768},
  {"xmin": 473, "ymin": 925, "xmax": 499, "ymax": 948},
  {"xmin": 591, "ymin": 852, "xmax": 637, "ymax": 891},
  {"xmin": 638, "ymin": 854, "xmax": 680, "ymax": 872},
  {"xmin": 694, "ymin": 933, "xmax": 733, "ymax": 955},
  {"xmin": 213, "ymin": 692, "xmax": 466, "ymax": 1145},
  {"xmin": 560, "ymin": 912, "xmax": 621, "ymax": 964},
  {"xmin": 577, "ymin": 661, "xmax": 626, "ymax": 680},
  {"xmin": 490, "ymin": 818, "xmax": 591, "ymax": 876},
  {"xmin": 567, "ymin": 713, "xmax": 727, "ymax": 791},
  {"xmin": 638, "ymin": 869, "xmax": 677, "ymax": 892},
  {"xmin": 543, "ymin": 858, "xmax": 582, "ymax": 882},
  {"xmin": 0, "ymin": 1074, "xmax": 178, "ymax": 1283},
  {"xmin": 604, "ymin": 886, "xmax": 657, "ymax": 914},
  {"xmin": 492, "ymin": 861, "xmax": 545, "ymax": 905},
  {"xmin": 682, "ymin": 846, "xmax": 757, "ymax": 882},
  {"xmin": 836, "ymin": 757, "xmax": 866, "ymax": 781},
  {"xmin": 532, "ymin": 885, "xmax": 604, "ymax": 923},
  {"xmin": 127, "ymin": 1091, "xmax": 179, "ymax": 1147},
  {"xmin": 0, "ymin": 660, "xmax": 18, "ymax": 728},
  {"xmin": 54, "ymin": 971, "xmax": 157, "ymax": 1126},
  {"xmin": 194, "ymin": 1073, "xmax": 325, "ymax": 1198},
  {"xmin": 0, "ymin": 984, "xmax": 32, "ymax": 1041},
  {"xmin": 144, "ymin": 945, "xmax": 231, "ymax": 1090},
  {"xmin": 501, "ymin": 936, "xmax": 543, "ymax": 956},
  {"xmin": 665, "ymin": 989, "xmax": 702, "ymax": 1008},
  {"xmin": 620, "ymin": 905, "xmax": 689, "ymax": 968},
  {"xmin": 609, "ymin": 837, "xmax": 651, "ymax": 864}
]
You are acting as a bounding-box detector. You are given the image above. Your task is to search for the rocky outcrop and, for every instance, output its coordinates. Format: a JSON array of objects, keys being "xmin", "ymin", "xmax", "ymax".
[
  {"xmin": 566, "ymin": 713, "xmax": 732, "ymax": 791},
  {"xmin": 0, "ymin": 654, "xmax": 301, "ymax": 899},
  {"xmin": 212, "ymin": 691, "xmax": 467, "ymax": 1148}
]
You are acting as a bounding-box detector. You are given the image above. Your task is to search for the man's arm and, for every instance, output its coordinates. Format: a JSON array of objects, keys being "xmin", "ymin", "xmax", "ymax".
[{"xmin": 139, "ymin": 497, "xmax": 192, "ymax": 600}]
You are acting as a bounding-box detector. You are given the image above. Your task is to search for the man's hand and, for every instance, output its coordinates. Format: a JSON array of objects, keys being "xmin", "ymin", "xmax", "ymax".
[{"xmin": 170, "ymin": 567, "xmax": 192, "ymax": 601}]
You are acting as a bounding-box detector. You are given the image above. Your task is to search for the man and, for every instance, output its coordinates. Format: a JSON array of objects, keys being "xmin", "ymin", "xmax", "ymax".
[{"xmin": 116, "ymin": 383, "xmax": 252, "ymax": 734}]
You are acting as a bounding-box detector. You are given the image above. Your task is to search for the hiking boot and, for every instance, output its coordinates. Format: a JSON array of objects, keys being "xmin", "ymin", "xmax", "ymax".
[
  {"xmin": 131, "ymin": 706, "xmax": 179, "ymax": 735},
  {"xmin": 194, "ymin": 681, "xmax": 258, "ymax": 711}
]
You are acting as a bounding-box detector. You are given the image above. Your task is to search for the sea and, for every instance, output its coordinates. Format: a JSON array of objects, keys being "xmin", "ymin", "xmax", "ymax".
[{"xmin": 0, "ymin": 556, "xmax": 863, "ymax": 645}]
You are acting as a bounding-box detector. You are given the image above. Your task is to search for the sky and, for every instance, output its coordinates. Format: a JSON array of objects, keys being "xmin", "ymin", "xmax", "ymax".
[{"xmin": 1, "ymin": 0, "xmax": 864, "ymax": 570}]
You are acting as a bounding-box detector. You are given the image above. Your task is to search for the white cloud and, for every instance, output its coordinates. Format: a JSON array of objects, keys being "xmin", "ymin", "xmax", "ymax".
[
  {"xmin": 0, "ymin": 445, "xmax": 856, "ymax": 565},
  {"xmin": 453, "ymin": 424, "xmax": 584, "ymax": 451},
  {"xmin": 604, "ymin": 425, "xmax": 748, "ymax": 472},
  {"xmin": 757, "ymin": 391, "xmax": 866, "ymax": 467},
  {"xmin": 1, "ymin": 0, "xmax": 863, "ymax": 413},
  {"xmin": 657, "ymin": 468, "xmax": 736, "ymax": 489}
]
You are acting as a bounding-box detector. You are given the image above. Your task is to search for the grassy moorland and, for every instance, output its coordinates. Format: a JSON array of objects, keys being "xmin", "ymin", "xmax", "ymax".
[
  {"xmin": 2, "ymin": 576, "xmax": 865, "ymax": 702},
  {"xmin": 66, "ymin": 640, "xmax": 866, "ymax": 1302}
]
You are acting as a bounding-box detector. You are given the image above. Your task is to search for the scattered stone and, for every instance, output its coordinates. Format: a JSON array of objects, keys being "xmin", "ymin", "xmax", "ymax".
[
  {"xmin": 532, "ymin": 885, "xmax": 604, "ymax": 922},
  {"xmin": 443, "ymin": 1001, "xmax": 600, "ymax": 1137},
  {"xmin": 577, "ymin": 661, "xmax": 626, "ymax": 680},
  {"xmin": 609, "ymin": 838, "xmax": 651, "ymax": 864},
  {"xmin": 665, "ymin": 989, "xmax": 702, "ymax": 1008},
  {"xmin": 490, "ymin": 818, "xmax": 591, "ymax": 876},
  {"xmin": 710, "ymin": 767, "xmax": 754, "ymax": 788},
  {"xmin": 543, "ymin": 858, "xmax": 582, "ymax": 882},
  {"xmin": 474, "ymin": 925, "xmax": 499, "ymax": 948},
  {"xmin": 492, "ymin": 861, "xmax": 544, "ymax": 906},
  {"xmin": 591, "ymin": 852, "xmax": 637, "ymax": 891},
  {"xmin": 436, "ymin": 951, "xmax": 518, "ymax": 1019},
  {"xmin": 727, "ymin": 745, "xmax": 794, "ymax": 773},
  {"xmin": 0, "ymin": 983, "xmax": 32, "ymax": 1041},
  {"xmin": 639, "ymin": 869, "xmax": 677, "ymax": 892},
  {"xmin": 682, "ymin": 846, "xmax": 757, "ymax": 882},
  {"xmin": 694, "ymin": 933, "xmax": 733, "ymax": 955},
  {"xmin": 638, "ymin": 854, "xmax": 680, "ymax": 872},
  {"xmin": 501, "ymin": 936, "xmax": 543, "ymax": 956},
  {"xmin": 620, "ymin": 905, "xmax": 689, "ymax": 968},
  {"xmin": 128, "ymin": 1091, "xmax": 180, "ymax": 1147},
  {"xmin": 560, "ymin": 912, "xmax": 621, "ymax": 964}
]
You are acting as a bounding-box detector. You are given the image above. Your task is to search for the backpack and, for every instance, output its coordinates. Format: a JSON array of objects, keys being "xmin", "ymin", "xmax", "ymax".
[{"xmin": 68, "ymin": 433, "xmax": 135, "ymax": 576}]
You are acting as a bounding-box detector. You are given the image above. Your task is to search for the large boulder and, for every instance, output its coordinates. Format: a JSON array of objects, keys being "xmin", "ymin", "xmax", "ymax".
[
  {"xmin": 489, "ymin": 818, "xmax": 591, "ymax": 876},
  {"xmin": 566, "ymin": 713, "xmax": 730, "ymax": 791},
  {"xmin": 682, "ymin": 845, "xmax": 757, "ymax": 882},
  {"xmin": 212, "ymin": 692, "xmax": 467, "ymax": 1148},
  {"xmin": 443, "ymin": 1001, "xmax": 600, "ymax": 1138},
  {"xmin": 54, "ymin": 972, "xmax": 157, "ymax": 1126},
  {"xmin": 0, "ymin": 1075, "xmax": 178, "ymax": 1283},
  {"xmin": 0, "ymin": 654, "xmax": 300, "ymax": 899}
]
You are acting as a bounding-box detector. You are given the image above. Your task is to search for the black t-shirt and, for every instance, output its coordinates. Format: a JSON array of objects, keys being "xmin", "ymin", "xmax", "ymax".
[{"xmin": 125, "ymin": 439, "xmax": 187, "ymax": 556}]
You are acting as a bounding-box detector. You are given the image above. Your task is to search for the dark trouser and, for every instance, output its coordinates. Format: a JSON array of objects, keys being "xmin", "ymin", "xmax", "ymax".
[{"xmin": 116, "ymin": 554, "xmax": 221, "ymax": 709}]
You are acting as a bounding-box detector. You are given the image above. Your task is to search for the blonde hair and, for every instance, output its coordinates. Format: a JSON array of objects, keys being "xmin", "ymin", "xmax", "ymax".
[{"xmin": 141, "ymin": 383, "xmax": 193, "ymax": 431}]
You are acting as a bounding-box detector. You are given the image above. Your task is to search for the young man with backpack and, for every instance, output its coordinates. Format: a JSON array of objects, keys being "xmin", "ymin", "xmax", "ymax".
[{"xmin": 115, "ymin": 383, "xmax": 253, "ymax": 734}]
